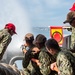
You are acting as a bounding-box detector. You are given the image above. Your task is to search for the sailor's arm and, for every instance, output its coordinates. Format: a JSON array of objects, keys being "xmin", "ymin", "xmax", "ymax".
[
  {"xmin": 38, "ymin": 51, "xmax": 51, "ymax": 75},
  {"xmin": 63, "ymin": 26, "xmax": 72, "ymax": 31}
]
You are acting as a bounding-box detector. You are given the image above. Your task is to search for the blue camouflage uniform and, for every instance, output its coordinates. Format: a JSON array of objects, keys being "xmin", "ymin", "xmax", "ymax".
[{"xmin": 0, "ymin": 29, "xmax": 12, "ymax": 60}]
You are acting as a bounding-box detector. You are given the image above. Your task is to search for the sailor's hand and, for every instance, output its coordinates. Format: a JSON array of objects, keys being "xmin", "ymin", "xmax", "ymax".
[
  {"xmin": 24, "ymin": 43, "xmax": 28, "ymax": 47},
  {"xmin": 50, "ymin": 62, "xmax": 59, "ymax": 73},
  {"xmin": 22, "ymin": 49, "xmax": 27, "ymax": 54},
  {"xmin": 32, "ymin": 47, "xmax": 40, "ymax": 54},
  {"xmin": 50, "ymin": 62, "xmax": 56, "ymax": 70},
  {"xmin": 31, "ymin": 58, "xmax": 41, "ymax": 66}
]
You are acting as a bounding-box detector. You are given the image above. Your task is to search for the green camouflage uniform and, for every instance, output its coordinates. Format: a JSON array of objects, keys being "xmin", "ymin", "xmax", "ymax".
[
  {"xmin": 0, "ymin": 29, "xmax": 12, "ymax": 60},
  {"xmin": 22, "ymin": 45, "xmax": 35, "ymax": 75},
  {"xmin": 56, "ymin": 50, "xmax": 75, "ymax": 75},
  {"xmin": 38, "ymin": 47, "xmax": 57, "ymax": 75},
  {"xmin": 22, "ymin": 44, "xmax": 42, "ymax": 75},
  {"xmin": 66, "ymin": 26, "xmax": 75, "ymax": 50},
  {"xmin": 63, "ymin": 11, "xmax": 75, "ymax": 50},
  {"xmin": 23, "ymin": 46, "xmax": 57, "ymax": 75},
  {"xmin": 70, "ymin": 27, "xmax": 75, "ymax": 49}
]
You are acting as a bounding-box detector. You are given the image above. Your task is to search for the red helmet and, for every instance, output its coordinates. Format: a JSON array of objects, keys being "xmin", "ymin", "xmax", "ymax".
[
  {"xmin": 5, "ymin": 23, "xmax": 17, "ymax": 34},
  {"xmin": 70, "ymin": 3, "xmax": 75, "ymax": 11}
]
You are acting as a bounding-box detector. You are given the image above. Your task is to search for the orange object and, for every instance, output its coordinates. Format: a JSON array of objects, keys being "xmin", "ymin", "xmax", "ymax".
[
  {"xmin": 70, "ymin": 3, "xmax": 75, "ymax": 11},
  {"xmin": 50, "ymin": 26, "xmax": 63, "ymax": 45}
]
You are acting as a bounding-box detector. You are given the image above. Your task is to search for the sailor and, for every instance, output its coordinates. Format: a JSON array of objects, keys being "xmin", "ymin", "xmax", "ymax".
[
  {"xmin": 45, "ymin": 38, "xmax": 75, "ymax": 75},
  {"xmin": 0, "ymin": 23, "xmax": 17, "ymax": 60},
  {"xmin": 22, "ymin": 33, "xmax": 41, "ymax": 75},
  {"xmin": 31, "ymin": 34, "xmax": 57, "ymax": 75},
  {"xmin": 63, "ymin": 11, "xmax": 75, "ymax": 52}
]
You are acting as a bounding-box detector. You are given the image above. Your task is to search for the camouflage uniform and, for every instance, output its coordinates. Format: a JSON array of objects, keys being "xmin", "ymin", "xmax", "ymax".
[
  {"xmin": 22, "ymin": 45, "xmax": 36, "ymax": 75},
  {"xmin": 70, "ymin": 27, "xmax": 75, "ymax": 49},
  {"xmin": 0, "ymin": 29, "xmax": 12, "ymax": 60},
  {"xmin": 33, "ymin": 34, "xmax": 57, "ymax": 75},
  {"xmin": 23, "ymin": 46, "xmax": 57, "ymax": 75},
  {"xmin": 56, "ymin": 50, "xmax": 75, "ymax": 75},
  {"xmin": 23, "ymin": 34, "xmax": 58, "ymax": 75},
  {"xmin": 22, "ymin": 33, "xmax": 41, "ymax": 75},
  {"xmin": 38, "ymin": 47, "xmax": 57, "ymax": 75},
  {"xmin": 65, "ymin": 26, "xmax": 75, "ymax": 50},
  {"xmin": 45, "ymin": 38, "xmax": 75, "ymax": 75},
  {"xmin": 63, "ymin": 11, "xmax": 75, "ymax": 50}
]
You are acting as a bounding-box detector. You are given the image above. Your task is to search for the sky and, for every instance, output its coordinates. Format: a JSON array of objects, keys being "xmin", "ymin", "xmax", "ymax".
[
  {"xmin": 0, "ymin": 0, "xmax": 75, "ymax": 69},
  {"xmin": 18, "ymin": 0, "xmax": 75, "ymax": 27}
]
